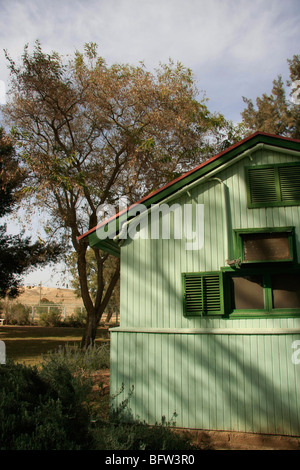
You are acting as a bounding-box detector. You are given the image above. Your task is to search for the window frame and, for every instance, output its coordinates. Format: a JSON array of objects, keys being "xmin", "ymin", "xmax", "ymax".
[
  {"xmin": 233, "ymin": 227, "xmax": 296, "ymax": 265},
  {"xmin": 246, "ymin": 162, "xmax": 300, "ymax": 208},
  {"xmin": 222, "ymin": 266, "xmax": 300, "ymax": 319}
]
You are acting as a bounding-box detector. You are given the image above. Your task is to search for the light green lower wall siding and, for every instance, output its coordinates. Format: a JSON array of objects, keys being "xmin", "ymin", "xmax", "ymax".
[{"xmin": 110, "ymin": 329, "xmax": 300, "ymax": 436}]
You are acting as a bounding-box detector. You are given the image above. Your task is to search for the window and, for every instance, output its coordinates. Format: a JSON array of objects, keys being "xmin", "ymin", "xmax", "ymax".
[
  {"xmin": 183, "ymin": 267, "xmax": 300, "ymax": 318},
  {"xmin": 246, "ymin": 163, "xmax": 300, "ymax": 208},
  {"xmin": 233, "ymin": 227, "xmax": 295, "ymax": 264},
  {"xmin": 227, "ymin": 269, "xmax": 300, "ymax": 317},
  {"xmin": 183, "ymin": 272, "xmax": 224, "ymax": 316},
  {"xmin": 271, "ymin": 273, "xmax": 300, "ymax": 309},
  {"xmin": 230, "ymin": 275, "xmax": 264, "ymax": 310}
]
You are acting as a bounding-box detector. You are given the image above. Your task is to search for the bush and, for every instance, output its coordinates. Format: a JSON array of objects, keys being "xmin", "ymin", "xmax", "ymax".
[
  {"xmin": 0, "ymin": 346, "xmax": 197, "ymax": 450},
  {"xmin": 0, "ymin": 362, "xmax": 93, "ymax": 450},
  {"xmin": 61, "ymin": 308, "xmax": 87, "ymax": 328},
  {"xmin": 42, "ymin": 342, "xmax": 110, "ymax": 373},
  {"xmin": 91, "ymin": 384, "xmax": 198, "ymax": 451},
  {"xmin": 5, "ymin": 302, "xmax": 31, "ymax": 325},
  {"xmin": 92, "ymin": 415, "xmax": 197, "ymax": 451},
  {"xmin": 37, "ymin": 299, "xmax": 62, "ymax": 326}
]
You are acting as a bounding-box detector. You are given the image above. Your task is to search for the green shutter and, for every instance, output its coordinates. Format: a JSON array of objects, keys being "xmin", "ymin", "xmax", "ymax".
[
  {"xmin": 183, "ymin": 272, "xmax": 223, "ymax": 316},
  {"xmin": 248, "ymin": 167, "xmax": 278, "ymax": 205},
  {"xmin": 247, "ymin": 163, "xmax": 300, "ymax": 208},
  {"xmin": 279, "ymin": 166, "xmax": 300, "ymax": 202}
]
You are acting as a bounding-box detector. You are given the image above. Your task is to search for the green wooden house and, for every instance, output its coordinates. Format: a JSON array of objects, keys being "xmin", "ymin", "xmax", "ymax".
[{"xmin": 79, "ymin": 132, "xmax": 300, "ymax": 436}]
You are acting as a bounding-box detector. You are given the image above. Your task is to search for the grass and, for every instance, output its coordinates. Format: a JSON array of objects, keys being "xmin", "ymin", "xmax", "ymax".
[{"xmin": 0, "ymin": 325, "xmax": 110, "ymax": 366}]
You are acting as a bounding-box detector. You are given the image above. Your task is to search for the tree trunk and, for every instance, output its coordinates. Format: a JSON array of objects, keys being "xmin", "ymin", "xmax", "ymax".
[
  {"xmin": 80, "ymin": 258, "xmax": 120, "ymax": 348},
  {"xmin": 81, "ymin": 309, "xmax": 98, "ymax": 348}
]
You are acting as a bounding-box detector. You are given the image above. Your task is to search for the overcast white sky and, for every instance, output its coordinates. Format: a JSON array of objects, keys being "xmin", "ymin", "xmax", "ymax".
[{"xmin": 0, "ymin": 0, "xmax": 299, "ymax": 287}]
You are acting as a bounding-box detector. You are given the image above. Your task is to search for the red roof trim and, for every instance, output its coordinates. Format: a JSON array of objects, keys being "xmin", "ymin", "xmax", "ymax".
[{"xmin": 77, "ymin": 132, "xmax": 300, "ymax": 241}]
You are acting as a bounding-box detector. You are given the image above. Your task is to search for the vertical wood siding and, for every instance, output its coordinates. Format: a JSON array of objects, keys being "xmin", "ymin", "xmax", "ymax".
[
  {"xmin": 120, "ymin": 149, "xmax": 300, "ymax": 329},
  {"xmin": 111, "ymin": 329, "xmax": 300, "ymax": 435},
  {"xmin": 113, "ymin": 148, "xmax": 300, "ymax": 435}
]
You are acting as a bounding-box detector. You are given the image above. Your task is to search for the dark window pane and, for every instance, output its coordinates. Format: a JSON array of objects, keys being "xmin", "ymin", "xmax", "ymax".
[
  {"xmin": 272, "ymin": 274, "xmax": 300, "ymax": 309},
  {"xmin": 242, "ymin": 232, "xmax": 291, "ymax": 262},
  {"xmin": 231, "ymin": 275, "xmax": 264, "ymax": 309}
]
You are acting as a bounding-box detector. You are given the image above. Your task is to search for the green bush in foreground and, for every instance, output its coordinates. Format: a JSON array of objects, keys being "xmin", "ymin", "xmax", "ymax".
[
  {"xmin": 0, "ymin": 345, "xmax": 198, "ymax": 450},
  {"xmin": 0, "ymin": 362, "xmax": 92, "ymax": 450},
  {"xmin": 92, "ymin": 417, "xmax": 197, "ymax": 451},
  {"xmin": 93, "ymin": 386, "xmax": 197, "ymax": 451}
]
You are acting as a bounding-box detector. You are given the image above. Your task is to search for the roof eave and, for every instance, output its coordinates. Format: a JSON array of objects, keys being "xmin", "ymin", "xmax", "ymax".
[{"xmin": 78, "ymin": 132, "xmax": 300, "ymax": 250}]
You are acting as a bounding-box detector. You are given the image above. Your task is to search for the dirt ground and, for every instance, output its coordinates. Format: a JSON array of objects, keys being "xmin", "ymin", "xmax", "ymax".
[
  {"xmin": 182, "ymin": 429, "xmax": 300, "ymax": 450},
  {"xmin": 91, "ymin": 369, "xmax": 110, "ymax": 396}
]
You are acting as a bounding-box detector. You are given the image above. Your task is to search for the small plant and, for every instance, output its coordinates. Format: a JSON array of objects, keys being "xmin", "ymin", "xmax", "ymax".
[{"xmin": 42, "ymin": 342, "xmax": 110, "ymax": 374}]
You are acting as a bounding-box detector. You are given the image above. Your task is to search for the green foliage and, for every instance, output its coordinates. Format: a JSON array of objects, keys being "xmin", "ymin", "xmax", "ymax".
[
  {"xmin": 241, "ymin": 54, "xmax": 300, "ymax": 139},
  {"xmin": 3, "ymin": 41, "xmax": 232, "ymax": 346},
  {"xmin": 90, "ymin": 382, "xmax": 198, "ymax": 451},
  {"xmin": 92, "ymin": 418, "xmax": 196, "ymax": 451},
  {"xmin": 5, "ymin": 302, "xmax": 31, "ymax": 325},
  {"xmin": 0, "ymin": 362, "xmax": 92, "ymax": 450},
  {"xmin": 93, "ymin": 395, "xmax": 195, "ymax": 451},
  {"xmin": 37, "ymin": 299, "xmax": 62, "ymax": 326},
  {"xmin": 61, "ymin": 308, "xmax": 87, "ymax": 327},
  {"xmin": 66, "ymin": 249, "xmax": 120, "ymax": 309},
  {"xmin": 0, "ymin": 345, "xmax": 197, "ymax": 450},
  {"xmin": 0, "ymin": 128, "xmax": 64, "ymax": 299},
  {"xmin": 42, "ymin": 342, "xmax": 110, "ymax": 373}
]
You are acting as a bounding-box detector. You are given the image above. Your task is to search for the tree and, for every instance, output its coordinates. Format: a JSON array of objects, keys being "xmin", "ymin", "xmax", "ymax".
[
  {"xmin": 66, "ymin": 248, "xmax": 120, "ymax": 323},
  {"xmin": 241, "ymin": 55, "xmax": 300, "ymax": 139},
  {"xmin": 3, "ymin": 41, "xmax": 229, "ymax": 346},
  {"xmin": 0, "ymin": 127, "xmax": 62, "ymax": 298}
]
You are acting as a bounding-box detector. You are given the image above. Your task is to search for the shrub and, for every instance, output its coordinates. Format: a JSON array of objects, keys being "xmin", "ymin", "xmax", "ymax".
[
  {"xmin": 5, "ymin": 302, "xmax": 31, "ymax": 325},
  {"xmin": 91, "ymin": 384, "xmax": 198, "ymax": 451},
  {"xmin": 61, "ymin": 308, "xmax": 87, "ymax": 328},
  {"xmin": 42, "ymin": 342, "xmax": 110, "ymax": 374},
  {"xmin": 0, "ymin": 362, "xmax": 93, "ymax": 450},
  {"xmin": 92, "ymin": 415, "xmax": 197, "ymax": 451},
  {"xmin": 37, "ymin": 299, "xmax": 62, "ymax": 326}
]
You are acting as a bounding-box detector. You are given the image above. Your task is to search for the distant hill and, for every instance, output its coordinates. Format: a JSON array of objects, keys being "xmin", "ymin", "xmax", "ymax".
[{"xmin": 16, "ymin": 286, "xmax": 84, "ymax": 307}]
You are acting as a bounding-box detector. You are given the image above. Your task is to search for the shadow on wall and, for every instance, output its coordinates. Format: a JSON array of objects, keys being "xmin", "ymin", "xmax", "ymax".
[
  {"xmin": 112, "ymin": 160, "xmax": 300, "ymax": 436},
  {"xmin": 111, "ymin": 331, "xmax": 300, "ymax": 436}
]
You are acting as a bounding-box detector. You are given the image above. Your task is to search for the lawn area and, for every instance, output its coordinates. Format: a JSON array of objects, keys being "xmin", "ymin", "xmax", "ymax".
[{"xmin": 0, "ymin": 325, "xmax": 110, "ymax": 366}]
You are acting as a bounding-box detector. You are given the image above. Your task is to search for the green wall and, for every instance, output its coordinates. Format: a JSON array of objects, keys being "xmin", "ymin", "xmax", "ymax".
[
  {"xmin": 111, "ymin": 328, "xmax": 300, "ymax": 435},
  {"xmin": 111, "ymin": 147, "xmax": 300, "ymax": 435}
]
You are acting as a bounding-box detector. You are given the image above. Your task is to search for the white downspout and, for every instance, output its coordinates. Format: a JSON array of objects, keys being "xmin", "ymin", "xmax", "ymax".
[{"xmin": 208, "ymin": 177, "xmax": 230, "ymax": 266}]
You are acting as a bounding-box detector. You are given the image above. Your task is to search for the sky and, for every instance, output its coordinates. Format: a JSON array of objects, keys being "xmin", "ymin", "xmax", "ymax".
[{"xmin": 0, "ymin": 0, "xmax": 299, "ymax": 287}]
